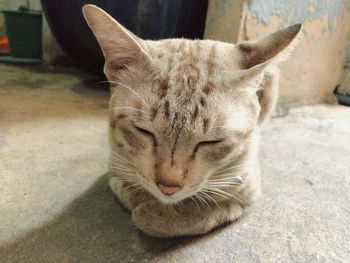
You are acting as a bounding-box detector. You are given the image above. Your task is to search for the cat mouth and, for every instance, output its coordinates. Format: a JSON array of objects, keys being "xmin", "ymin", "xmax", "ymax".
[
  {"xmin": 157, "ymin": 183, "xmax": 182, "ymax": 196},
  {"xmin": 140, "ymin": 177, "xmax": 194, "ymax": 204}
]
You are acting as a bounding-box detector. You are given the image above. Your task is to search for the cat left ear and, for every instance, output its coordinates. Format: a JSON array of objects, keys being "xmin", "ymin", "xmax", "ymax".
[
  {"xmin": 237, "ymin": 24, "xmax": 302, "ymax": 71},
  {"xmin": 83, "ymin": 4, "xmax": 149, "ymax": 77}
]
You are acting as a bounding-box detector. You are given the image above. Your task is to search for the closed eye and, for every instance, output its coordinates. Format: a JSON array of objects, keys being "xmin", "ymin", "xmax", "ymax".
[
  {"xmin": 197, "ymin": 140, "xmax": 223, "ymax": 147},
  {"xmin": 191, "ymin": 139, "xmax": 223, "ymax": 159},
  {"xmin": 134, "ymin": 126, "xmax": 157, "ymax": 146}
]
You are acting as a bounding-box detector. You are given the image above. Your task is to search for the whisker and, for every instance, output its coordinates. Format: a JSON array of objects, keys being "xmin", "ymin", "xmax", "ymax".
[
  {"xmin": 215, "ymin": 162, "xmax": 251, "ymax": 173},
  {"xmin": 190, "ymin": 196, "xmax": 200, "ymax": 209},
  {"xmin": 195, "ymin": 194, "xmax": 209, "ymax": 207},
  {"xmin": 110, "ymin": 170, "xmax": 134, "ymax": 176},
  {"xmin": 211, "ymin": 171, "xmax": 247, "ymax": 177},
  {"xmin": 109, "ymin": 172, "xmax": 136, "ymax": 182},
  {"xmin": 202, "ymin": 189, "xmax": 229, "ymax": 200},
  {"xmin": 199, "ymin": 191, "xmax": 220, "ymax": 208},
  {"xmin": 128, "ymin": 187, "xmax": 143, "ymax": 194},
  {"xmin": 204, "ymin": 188, "xmax": 244, "ymax": 204},
  {"xmin": 109, "ymin": 165, "xmax": 133, "ymax": 172},
  {"xmin": 109, "ymin": 106, "xmax": 148, "ymax": 116},
  {"xmin": 110, "ymin": 150, "xmax": 134, "ymax": 166},
  {"xmin": 110, "ymin": 177, "xmax": 132, "ymax": 182},
  {"xmin": 209, "ymin": 175, "xmax": 243, "ymax": 181},
  {"xmin": 215, "ymin": 166, "xmax": 244, "ymax": 174},
  {"xmin": 213, "ymin": 169, "xmax": 248, "ymax": 175},
  {"xmin": 210, "ymin": 174, "xmax": 245, "ymax": 179},
  {"xmin": 109, "ymin": 170, "xmax": 134, "ymax": 178},
  {"xmin": 192, "ymin": 195, "xmax": 203, "ymax": 206},
  {"xmin": 110, "ymin": 172, "xmax": 135, "ymax": 179},
  {"xmin": 125, "ymin": 183, "xmax": 143, "ymax": 193},
  {"xmin": 206, "ymin": 182, "xmax": 241, "ymax": 187},
  {"xmin": 124, "ymin": 182, "xmax": 140, "ymax": 190},
  {"xmin": 109, "ymin": 162, "xmax": 134, "ymax": 173},
  {"xmin": 110, "ymin": 157, "xmax": 132, "ymax": 168},
  {"xmin": 109, "ymin": 168, "xmax": 133, "ymax": 175}
]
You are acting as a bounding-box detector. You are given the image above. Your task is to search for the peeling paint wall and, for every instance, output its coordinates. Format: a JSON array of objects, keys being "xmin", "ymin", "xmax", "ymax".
[
  {"xmin": 205, "ymin": 0, "xmax": 350, "ymax": 106},
  {"xmin": 204, "ymin": 0, "xmax": 244, "ymax": 43},
  {"xmin": 246, "ymin": 0, "xmax": 350, "ymax": 32}
]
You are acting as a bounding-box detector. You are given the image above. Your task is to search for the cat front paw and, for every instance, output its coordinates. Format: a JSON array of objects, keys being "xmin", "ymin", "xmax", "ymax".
[
  {"xmin": 132, "ymin": 199, "xmax": 246, "ymax": 238},
  {"xmin": 132, "ymin": 201, "xmax": 174, "ymax": 238}
]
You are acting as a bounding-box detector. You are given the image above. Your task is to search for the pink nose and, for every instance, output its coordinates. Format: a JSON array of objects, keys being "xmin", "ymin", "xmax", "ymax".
[{"xmin": 157, "ymin": 183, "xmax": 181, "ymax": 195}]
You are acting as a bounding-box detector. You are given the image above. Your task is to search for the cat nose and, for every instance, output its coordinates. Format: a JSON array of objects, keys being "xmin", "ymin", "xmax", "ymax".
[{"xmin": 157, "ymin": 183, "xmax": 181, "ymax": 195}]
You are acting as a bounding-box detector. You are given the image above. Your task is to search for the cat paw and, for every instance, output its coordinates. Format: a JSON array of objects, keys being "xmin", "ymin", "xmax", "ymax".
[
  {"xmin": 132, "ymin": 200, "xmax": 246, "ymax": 238},
  {"xmin": 132, "ymin": 201, "xmax": 174, "ymax": 238}
]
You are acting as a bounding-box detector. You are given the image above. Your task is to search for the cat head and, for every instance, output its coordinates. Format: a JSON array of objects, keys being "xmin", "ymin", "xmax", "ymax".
[{"xmin": 83, "ymin": 5, "xmax": 301, "ymax": 204}]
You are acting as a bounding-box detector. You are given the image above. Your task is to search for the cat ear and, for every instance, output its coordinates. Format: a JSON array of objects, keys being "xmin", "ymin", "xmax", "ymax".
[
  {"xmin": 234, "ymin": 25, "xmax": 302, "ymax": 126},
  {"xmin": 237, "ymin": 24, "xmax": 302, "ymax": 71},
  {"xmin": 82, "ymin": 4, "xmax": 149, "ymax": 76}
]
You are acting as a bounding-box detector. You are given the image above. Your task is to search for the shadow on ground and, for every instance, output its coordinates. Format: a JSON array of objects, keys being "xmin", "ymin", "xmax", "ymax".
[{"xmin": 1, "ymin": 173, "xmax": 206, "ymax": 262}]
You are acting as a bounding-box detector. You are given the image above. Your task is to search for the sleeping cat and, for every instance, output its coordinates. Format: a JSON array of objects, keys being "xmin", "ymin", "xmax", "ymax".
[{"xmin": 83, "ymin": 4, "xmax": 302, "ymax": 238}]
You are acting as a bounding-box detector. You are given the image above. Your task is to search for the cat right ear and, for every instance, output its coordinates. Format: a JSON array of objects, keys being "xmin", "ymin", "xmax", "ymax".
[
  {"xmin": 236, "ymin": 24, "xmax": 302, "ymax": 71},
  {"xmin": 82, "ymin": 4, "xmax": 149, "ymax": 77}
]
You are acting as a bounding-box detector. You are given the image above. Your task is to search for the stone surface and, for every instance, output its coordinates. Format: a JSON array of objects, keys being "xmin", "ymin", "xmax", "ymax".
[{"xmin": 1, "ymin": 64, "xmax": 350, "ymax": 262}]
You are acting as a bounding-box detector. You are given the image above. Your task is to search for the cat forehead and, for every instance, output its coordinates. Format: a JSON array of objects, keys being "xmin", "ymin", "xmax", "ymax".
[
  {"xmin": 142, "ymin": 39, "xmax": 244, "ymax": 99},
  {"xmin": 146, "ymin": 39, "xmax": 239, "ymax": 70}
]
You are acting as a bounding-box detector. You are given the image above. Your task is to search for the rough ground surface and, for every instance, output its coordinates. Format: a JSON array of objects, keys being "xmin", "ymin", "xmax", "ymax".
[{"xmin": 1, "ymin": 64, "xmax": 349, "ymax": 263}]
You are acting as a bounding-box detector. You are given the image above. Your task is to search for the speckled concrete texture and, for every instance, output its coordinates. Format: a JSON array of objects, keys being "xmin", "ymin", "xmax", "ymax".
[{"xmin": 1, "ymin": 64, "xmax": 349, "ymax": 262}]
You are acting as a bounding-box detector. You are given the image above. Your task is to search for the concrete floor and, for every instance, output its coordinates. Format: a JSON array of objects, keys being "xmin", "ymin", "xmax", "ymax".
[{"xmin": 0, "ymin": 63, "xmax": 349, "ymax": 263}]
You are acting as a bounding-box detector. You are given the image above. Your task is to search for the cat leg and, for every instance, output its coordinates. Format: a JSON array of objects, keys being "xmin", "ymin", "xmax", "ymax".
[
  {"xmin": 109, "ymin": 176, "xmax": 153, "ymax": 211},
  {"xmin": 131, "ymin": 199, "xmax": 246, "ymax": 238}
]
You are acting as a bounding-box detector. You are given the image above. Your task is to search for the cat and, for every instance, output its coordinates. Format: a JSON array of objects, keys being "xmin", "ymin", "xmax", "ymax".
[{"xmin": 83, "ymin": 4, "xmax": 302, "ymax": 238}]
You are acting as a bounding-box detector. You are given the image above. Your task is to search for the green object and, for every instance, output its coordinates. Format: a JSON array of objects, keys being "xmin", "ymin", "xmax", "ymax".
[
  {"xmin": 0, "ymin": 50, "xmax": 10, "ymax": 55},
  {"xmin": 0, "ymin": 6, "xmax": 42, "ymax": 62},
  {"xmin": 0, "ymin": 55, "xmax": 41, "ymax": 64}
]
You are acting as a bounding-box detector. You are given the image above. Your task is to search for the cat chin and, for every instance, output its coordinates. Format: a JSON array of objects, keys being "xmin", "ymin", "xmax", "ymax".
[
  {"xmin": 157, "ymin": 198, "xmax": 182, "ymax": 205},
  {"xmin": 148, "ymin": 189, "xmax": 193, "ymax": 205},
  {"xmin": 152, "ymin": 192, "xmax": 187, "ymax": 205}
]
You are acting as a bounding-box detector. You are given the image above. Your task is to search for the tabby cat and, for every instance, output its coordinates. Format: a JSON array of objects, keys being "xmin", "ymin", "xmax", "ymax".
[{"xmin": 83, "ymin": 4, "xmax": 301, "ymax": 238}]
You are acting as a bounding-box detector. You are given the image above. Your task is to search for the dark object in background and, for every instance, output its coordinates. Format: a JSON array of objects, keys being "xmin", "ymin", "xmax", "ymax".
[
  {"xmin": 0, "ymin": 6, "xmax": 42, "ymax": 64},
  {"xmin": 334, "ymin": 86, "xmax": 350, "ymax": 106},
  {"xmin": 41, "ymin": 0, "xmax": 208, "ymax": 76}
]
